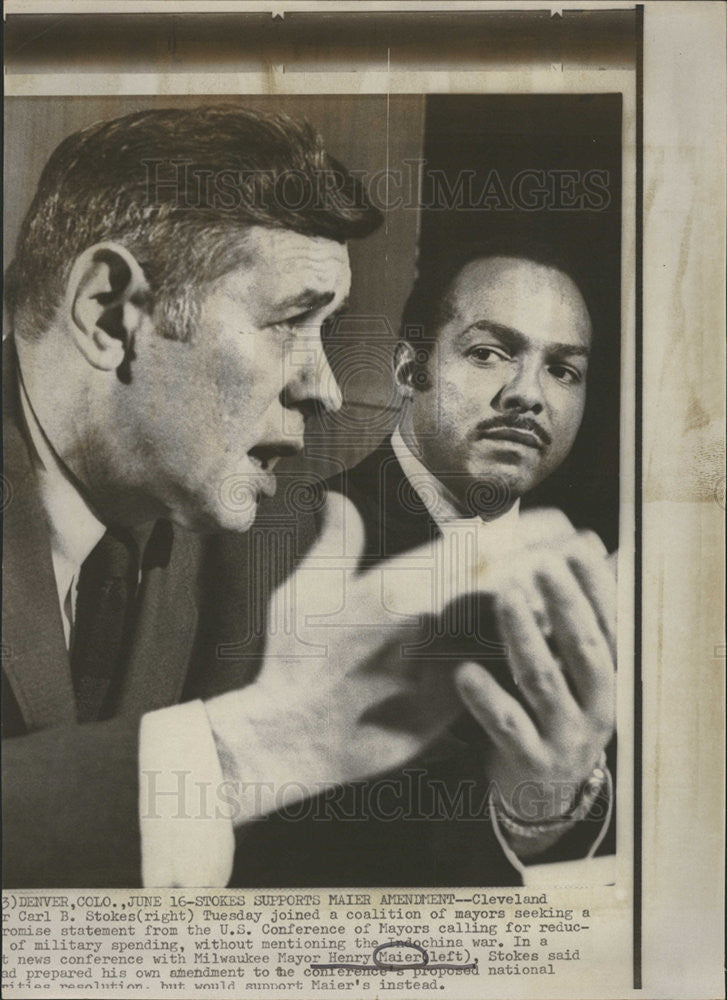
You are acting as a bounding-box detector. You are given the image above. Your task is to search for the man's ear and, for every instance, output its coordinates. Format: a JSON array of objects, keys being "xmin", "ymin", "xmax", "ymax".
[
  {"xmin": 66, "ymin": 242, "xmax": 151, "ymax": 376},
  {"xmin": 393, "ymin": 340, "xmax": 417, "ymax": 399}
]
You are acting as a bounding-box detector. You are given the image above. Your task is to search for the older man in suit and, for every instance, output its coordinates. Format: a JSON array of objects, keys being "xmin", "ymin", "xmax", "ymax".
[{"xmin": 2, "ymin": 105, "xmax": 476, "ymax": 888}]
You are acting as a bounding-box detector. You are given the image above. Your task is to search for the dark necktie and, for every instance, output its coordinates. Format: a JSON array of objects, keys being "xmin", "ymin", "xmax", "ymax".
[{"xmin": 71, "ymin": 529, "xmax": 139, "ymax": 723}]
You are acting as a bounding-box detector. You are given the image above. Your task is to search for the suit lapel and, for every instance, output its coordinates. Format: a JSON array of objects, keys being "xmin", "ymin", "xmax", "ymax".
[
  {"xmin": 2, "ymin": 339, "xmax": 77, "ymax": 730},
  {"xmin": 342, "ymin": 439, "xmax": 441, "ymax": 564}
]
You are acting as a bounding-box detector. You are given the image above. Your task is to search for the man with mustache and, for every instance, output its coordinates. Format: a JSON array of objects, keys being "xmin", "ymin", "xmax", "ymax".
[
  {"xmin": 291, "ymin": 244, "xmax": 618, "ymax": 881},
  {"xmin": 393, "ymin": 247, "xmax": 592, "ymax": 528},
  {"xmin": 219, "ymin": 243, "xmax": 616, "ymax": 887}
]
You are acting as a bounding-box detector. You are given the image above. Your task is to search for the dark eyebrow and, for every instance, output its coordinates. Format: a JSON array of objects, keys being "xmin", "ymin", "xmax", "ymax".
[
  {"xmin": 462, "ymin": 320, "xmax": 521, "ymax": 343},
  {"xmin": 272, "ymin": 289, "xmax": 337, "ymax": 314},
  {"xmin": 460, "ymin": 320, "xmax": 590, "ymax": 358},
  {"xmin": 546, "ymin": 342, "xmax": 590, "ymax": 359}
]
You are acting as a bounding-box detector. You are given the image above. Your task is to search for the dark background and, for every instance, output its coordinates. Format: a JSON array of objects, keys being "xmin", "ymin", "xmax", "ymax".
[{"xmin": 419, "ymin": 94, "xmax": 622, "ymax": 548}]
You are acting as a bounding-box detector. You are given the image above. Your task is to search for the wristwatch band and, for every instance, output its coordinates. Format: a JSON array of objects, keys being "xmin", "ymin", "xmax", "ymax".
[{"xmin": 492, "ymin": 753, "xmax": 610, "ymax": 840}]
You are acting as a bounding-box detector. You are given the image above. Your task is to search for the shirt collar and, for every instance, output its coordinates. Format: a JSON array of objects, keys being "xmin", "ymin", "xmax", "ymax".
[{"xmin": 391, "ymin": 425, "xmax": 520, "ymax": 531}]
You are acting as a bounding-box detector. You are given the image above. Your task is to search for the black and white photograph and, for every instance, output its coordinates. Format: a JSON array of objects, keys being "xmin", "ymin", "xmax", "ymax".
[{"xmin": 2, "ymin": 3, "xmax": 724, "ymax": 999}]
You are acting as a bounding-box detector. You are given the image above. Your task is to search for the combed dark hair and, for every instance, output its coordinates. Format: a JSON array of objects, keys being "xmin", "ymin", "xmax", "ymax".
[
  {"xmin": 400, "ymin": 235, "xmax": 593, "ymax": 353},
  {"xmin": 7, "ymin": 105, "xmax": 383, "ymax": 340}
]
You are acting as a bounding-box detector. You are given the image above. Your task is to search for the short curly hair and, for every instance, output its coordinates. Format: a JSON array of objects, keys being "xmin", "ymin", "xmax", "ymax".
[{"xmin": 7, "ymin": 105, "xmax": 382, "ymax": 341}]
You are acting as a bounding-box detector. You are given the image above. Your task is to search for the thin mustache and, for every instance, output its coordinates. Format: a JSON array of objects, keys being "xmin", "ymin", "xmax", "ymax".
[{"xmin": 475, "ymin": 416, "xmax": 552, "ymax": 447}]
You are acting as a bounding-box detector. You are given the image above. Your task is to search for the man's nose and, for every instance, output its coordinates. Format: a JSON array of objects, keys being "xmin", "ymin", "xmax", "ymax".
[
  {"xmin": 281, "ymin": 334, "xmax": 343, "ymax": 417},
  {"xmin": 496, "ymin": 360, "xmax": 544, "ymax": 415}
]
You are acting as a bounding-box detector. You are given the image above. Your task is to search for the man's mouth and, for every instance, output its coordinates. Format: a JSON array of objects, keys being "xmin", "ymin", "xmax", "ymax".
[
  {"xmin": 479, "ymin": 427, "xmax": 544, "ymax": 450},
  {"xmin": 475, "ymin": 417, "xmax": 551, "ymax": 451},
  {"xmin": 247, "ymin": 443, "xmax": 301, "ymax": 496}
]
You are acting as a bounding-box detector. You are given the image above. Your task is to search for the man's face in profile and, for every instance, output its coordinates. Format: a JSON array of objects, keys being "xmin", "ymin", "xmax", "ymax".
[
  {"xmin": 408, "ymin": 256, "xmax": 592, "ymax": 511},
  {"xmin": 123, "ymin": 226, "xmax": 350, "ymax": 533}
]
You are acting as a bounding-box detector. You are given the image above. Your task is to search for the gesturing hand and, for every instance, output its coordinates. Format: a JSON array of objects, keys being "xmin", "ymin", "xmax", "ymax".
[
  {"xmin": 453, "ymin": 512, "xmax": 616, "ymax": 829},
  {"xmin": 205, "ymin": 491, "xmax": 466, "ymax": 824}
]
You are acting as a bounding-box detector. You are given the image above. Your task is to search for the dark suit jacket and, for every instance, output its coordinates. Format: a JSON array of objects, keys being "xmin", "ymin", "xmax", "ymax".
[
  {"xmin": 1, "ymin": 335, "xmax": 324, "ymax": 889},
  {"xmin": 1, "ymin": 339, "xmax": 230, "ymax": 887},
  {"xmin": 345, "ymin": 440, "xmax": 616, "ymax": 860}
]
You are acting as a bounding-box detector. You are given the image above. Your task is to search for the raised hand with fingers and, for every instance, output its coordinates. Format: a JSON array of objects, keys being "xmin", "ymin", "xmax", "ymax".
[
  {"xmin": 453, "ymin": 510, "xmax": 617, "ymax": 855},
  {"xmin": 204, "ymin": 490, "xmax": 467, "ymax": 824}
]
